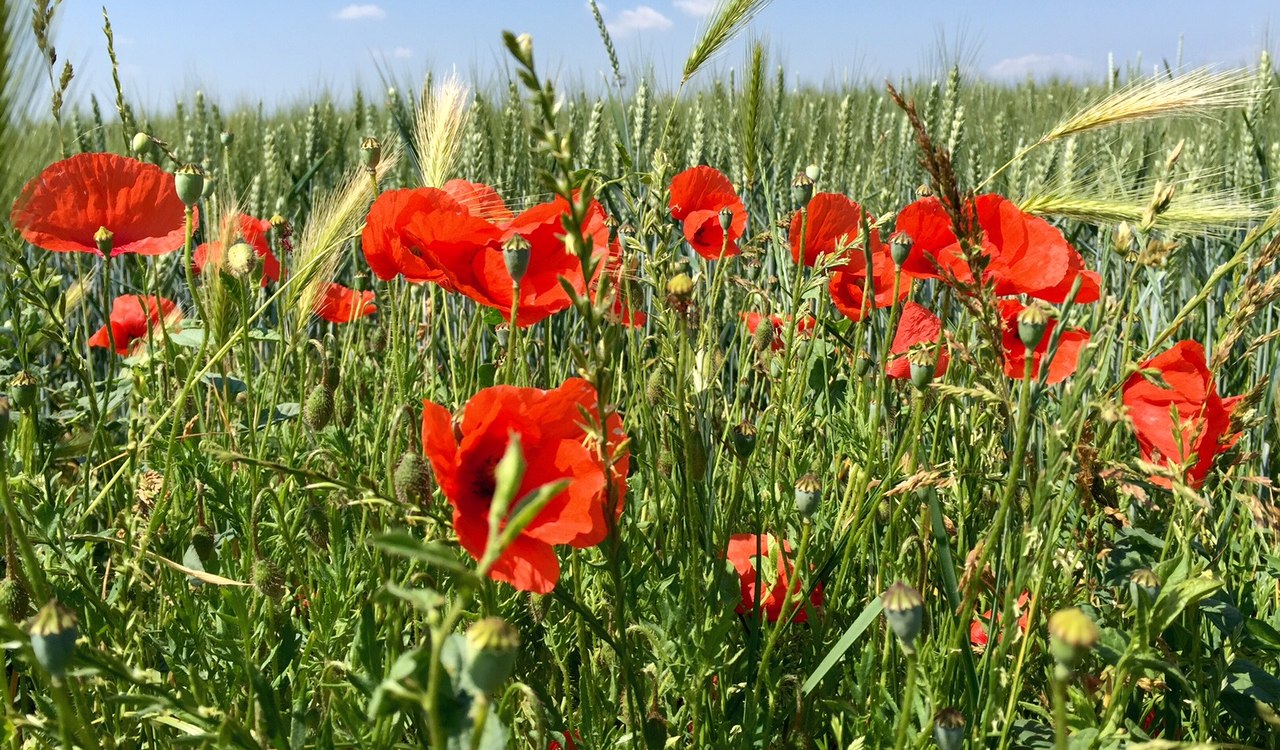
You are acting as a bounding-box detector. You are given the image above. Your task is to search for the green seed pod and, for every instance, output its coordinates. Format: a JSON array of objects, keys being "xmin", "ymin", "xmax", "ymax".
[
  {"xmin": 394, "ymin": 451, "xmax": 431, "ymax": 506},
  {"xmin": 220, "ymin": 130, "xmax": 234, "ymax": 147},
  {"xmin": 360, "ymin": 136, "xmax": 382, "ymax": 172},
  {"xmin": 1129, "ymin": 568, "xmax": 1161, "ymax": 604},
  {"xmin": 303, "ymin": 385, "xmax": 334, "ymax": 431},
  {"xmin": 502, "ymin": 234, "xmax": 531, "ymax": 284},
  {"xmin": 794, "ymin": 473, "xmax": 821, "ymax": 519},
  {"xmin": 201, "ymin": 174, "xmax": 217, "ymax": 200},
  {"xmin": 225, "ymin": 241, "xmax": 257, "ymax": 279},
  {"xmin": 718, "ymin": 206, "xmax": 735, "ymax": 232},
  {"xmin": 1048, "ymin": 607, "xmax": 1099, "ymax": 669},
  {"xmin": 131, "ymin": 131, "xmax": 153, "ymax": 156},
  {"xmin": 494, "ymin": 323, "xmax": 510, "ymax": 348},
  {"xmin": 0, "ymin": 577, "xmax": 29, "ymax": 621},
  {"xmin": 730, "ymin": 420, "xmax": 757, "ymax": 460},
  {"xmin": 174, "ymin": 164, "xmax": 205, "ymax": 207},
  {"xmin": 882, "ymin": 581, "xmax": 924, "ymax": 652},
  {"xmin": 791, "ymin": 171, "xmax": 815, "ymax": 208},
  {"xmin": 29, "ymin": 600, "xmax": 78, "ymax": 680},
  {"xmin": 890, "ymin": 235, "xmax": 913, "ymax": 267},
  {"xmin": 665, "ymin": 273, "xmax": 694, "ymax": 306},
  {"xmin": 907, "ymin": 345, "xmax": 937, "ymax": 390},
  {"xmin": 1017, "ymin": 303, "xmax": 1050, "ymax": 351},
  {"xmin": 465, "ymin": 617, "xmax": 520, "ymax": 694},
  {"xmin": 9, "ymin": 371, "xmax": 38, "ymax": 410},
  {"xmin": 933, "ymin": 708, "xmax": 966, "ymax": 750}
]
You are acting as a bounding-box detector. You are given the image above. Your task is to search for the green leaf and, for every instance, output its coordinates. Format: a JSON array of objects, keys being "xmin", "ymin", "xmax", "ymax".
[
  {"xmin": 1225, "ymin": 658, "xmax": 1280, "ymax": 707},
  {"xmin": 803, "ymin": 597, "xmax": 884, "ymax": 694},
  {"xmin": 1152, "ymin": 572, "xmax": 1224, "ymax": 633},
  {"xmin": 374, "ymin": 531, "xmax": 481, "ymax": 585}
]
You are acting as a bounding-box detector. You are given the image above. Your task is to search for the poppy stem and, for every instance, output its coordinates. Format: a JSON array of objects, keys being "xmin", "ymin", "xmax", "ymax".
[{"xmin": 891, "ymin": 650, "xmax": 919, "ymax": 750}]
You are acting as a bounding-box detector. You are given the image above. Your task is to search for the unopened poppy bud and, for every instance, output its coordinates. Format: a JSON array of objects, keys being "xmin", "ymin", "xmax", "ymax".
[
  {"xmin": 252, "ymin": 558, "xmax": 285, "ymax": 598},
  {"xmin": 752, "ymin": 319, "xmax": 776, "ymax": 352},
  {"xmin": 933, "ymin": 708, "xmax": 966, "ymax": 750},
  {"xmin": 131, "ymin": 131, "xmax": 153, "ymax": 156},
  {"xmin": 466, "ymin": 617, "xmax": 520, "ymax": 694},
  {"xmin": 94, "ymin": 226, "xmax": 114, "ymax": 255},
  {"xmin": 1129, "ymin": 568, "xmax": 1161, "ymax": 603},
  {"xmin": 360, "ymin": 136, "xmax": 381, "ymax": 172},
  {"xmin": 303, "ymin": 384, "xmax": 334, "ymax": 430},
  {"xmin": 794, "ymin": 473, "xmax": 821, "ymax": 519},
  {"xmin": 29, "ymin": 600, "xmax": 78, "ymax": 681},
  {"xmin": 8, "ymin": 371, "xmax": 38, "ymax": 410},
  {"xmin": 0, "ymin": 576, "xmax": 28, "ymax": 621},
  {"xmin": 791, "ymin": 171, "xmax": 815, "ymax": 208},
  {"xmin": 174, "ymin": 164, "xmax": 204, "ymax": 207},
  {"xmin": 718, "ymin": 206, "xmax": 735, "ymax": 232},
  {"xmin": 1048, "ymin": 607, "xmax": 1099, "ymax": 668},
  {"xmin": 665, "ymin": 273, "xmax": 694, "ymax": 302},
  {"xmin": 890, "ymin": 235, "xmax": 913, "ymax": 267},
  {"xmin": 907, "ymin": 345, "xmax": 937, "ymax": 389},
  {"xmin": 1016, "ymin": 303, "xmax": 1050, "ymax": 350},
  {"xmin": 191, "ymin": 523, "xmax": 216, "ymax": 563},
  {"xmin": 225, "ymin": 241, "xmax": 257, "ymax": 279},
  {"xmin": 394, "ymin": 451, "xmax": 431, "ymax": 506},
  {"xmin": 220, "ymin": 130, "xmax": 234, "ymax": 147},
  {"xmin": 882, "ymin": 581, "xmax": 924, "ymax": 652},
  {"xmin": 730, "ymin": 420, "xmax": 756, "ymax": 460},
  {"xmin": 853, "ymin": 350, "xmax": 872, "ymax": 377},
  {"xmin": 502, "ymin": 234, "xmax": 531, "ymax": 284}
]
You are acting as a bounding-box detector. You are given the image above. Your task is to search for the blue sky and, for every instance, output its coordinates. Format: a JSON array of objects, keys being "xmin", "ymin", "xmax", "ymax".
[{"xmin": 51, "ymin": 1, "xmax": 1275, "ymax": 110}]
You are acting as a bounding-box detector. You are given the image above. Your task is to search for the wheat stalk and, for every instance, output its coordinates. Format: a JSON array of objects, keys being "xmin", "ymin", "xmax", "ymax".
[
  {"xmin": 682, "ymin": 0, "xmax": 772, "ymax": 85},
  {"xmin": 1020, "ymin": 191, "xmax": 1270, "ymax": 232},
  {"xmin": 413, "ymin": 73, "xmax": 470, "ymax": 189}
]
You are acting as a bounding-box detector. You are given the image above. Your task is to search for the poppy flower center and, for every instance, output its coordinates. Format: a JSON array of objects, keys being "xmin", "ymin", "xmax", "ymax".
[{"xmin": 471, "ymin": 453, "xmax": 500, "ymax": 500}]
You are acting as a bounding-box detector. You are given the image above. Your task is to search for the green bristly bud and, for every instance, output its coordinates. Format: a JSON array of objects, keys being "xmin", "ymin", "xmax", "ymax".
[
  {"xmin": 174, "ymin": 164, "xmax": 205, "ymax": 207},
  {"xmin": 730, "ymin": 420, "xmax": 757, "ymax": 460},
  {"xmin": 303, "ymin": 384, "xmax": 334, "ymax": 431},
  {"xmin": 794, "ymin": 473, "xmax": 821, "ymax": 519},
  {"xmin": 9, "ymin": 371, "xmax": 38, "ymax": 410},
  {"xmin": 752, "ymin": 318, "xmax": 776, "ymax": 352},
  {"xmin": 252, "ymin": 558, "xmax": 285, "ymax": 598},
  {"xmin": 94, "ymin": 226, "xmax": 114, "ymax": 256},
  {"xmin": 882, "ymin": 581, "xmax": 924, "ymax": 652},
  {"xmin": 394, "ymin": 451, "xmax": 431, "ymax": 507},
  {"xmin": 1048, "ymin": 607, "xmax": 1099, "ymax": 668},
  {"xmin": 933, "ymin": 708, "xmax": 966, "ymax": 750},
  {"xmin": 502, "ymin": 234, "xmax": 531, "ymax": 284},
  {"xmin": 0, "ymin": 577, "xmax": 29, "ymax": 621},
  {"xmin": 225, "ymin": 241, "xmax": 257, "ymax": 279},
  {"xmin": 465, "ymin": 617, "xmax": 521, "ymax": 694},
  {"xmin": 1017, "ymin": 303, "xmax": 1051, "ymax": 351},
  {"xmin": 360, "ymin": 136, "xmax": 382, "ymax": 172},
  {"xmin": 29, "ymin": 600, "xmax": 78, "ymax": 680},
  {"xmin": 191, "ymin": 523, "xmax": 216, "ymax": 563}
]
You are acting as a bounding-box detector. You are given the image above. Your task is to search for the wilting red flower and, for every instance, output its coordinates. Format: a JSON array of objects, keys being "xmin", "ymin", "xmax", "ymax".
[
  {"xmin": 970, "ymin": 591, "xmax": 1031, "ymax": 651},
  {"xmin": 741, "ymin": 312, "xmax": 815, "ymax": 351},
  {"xmin": 894, "ymin": 194, "xmax": 1100, "ymax": 304},
  {"xmin": 998, "ymin": 300, "xmax": 1090, "ymax": 384},
  {"xmin": 193, "ymin": 213, "xmax": 280, "ymax": 286},
  {"xmin": 314, "ymin": 282, "xmax": 376, "ymax": 323},
  {"xmin": 11, "ymin": 153, "xmax": 194, "ymax": 257},
  {"xmin": 361, "ymin": 186, "xmax": 504, "ymax": 288},
  {"xmin": 885, "ymin": 302, "xmax": 949, "ymax": 380},
  {"xmin": 420, "ymin": 378, "xmax": 628, "ymax": 593},
  {"xmin": 1122, "ymin": 340, "xmax": 1241, "ymax": 488},
  {"xmin": 88, "ymin": 294, "xmax": 181, "ymax": 356},
  {"xmin": 669, "ymin": 166, "xmax": 747, "ymax": 260},
  {"xmin": 725, "ymin": 533, "xmax": 823, "ymax": 623}
]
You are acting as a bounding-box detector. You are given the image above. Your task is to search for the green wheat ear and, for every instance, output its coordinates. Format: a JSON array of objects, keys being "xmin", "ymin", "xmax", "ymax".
[{"xmin": 1, "ymin": 0, "xmax": 56, "ymax": 205}]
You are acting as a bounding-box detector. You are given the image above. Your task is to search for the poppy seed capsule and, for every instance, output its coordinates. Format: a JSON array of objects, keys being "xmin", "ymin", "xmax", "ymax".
[
  {"xmin": 174, "ymin": 164, "xmax": 204, "ymax": 207},
  {"xmin": 933, "ymin": 708, "xmax": 966, "ymax": 750},
  {"xmin": 882, "ymin": 581, "xmax": 924, "ymax": 651},
  {"xmin": 791, "ymin": 171, "xmax": 815, "ymax": 208},
  {"xmin": 794, "ymin": 473, "xmax": 821, "ymax": 519},
  {"xmin": 465, "ymin": 617, "xmax": 520, "ymax": 694},
  {"xmin": 9, "ymin": 371, "xmax": 38, "ymax": 410},
  {"xmin": 1048, "ymin": 607, "xmax": 1099, "ymax": 668},
  {"xmin": 665, "ymin": 273, "xmax": 694, "ymax": 300},
  {"xmin": 303, "ymin": 384, "xmax": 334, "ymax": 430},
  {"xmin": 907, "ymin": 345, "xmax": 937, "ymax": 390},
  {"xmin": 220, "ymin": 130, "xmax": 234, "ymax": 147},
  {"xmin": 502, "ymin": 234, "xmax": 531, "ymax": 284},
  {"xmin": 360, "ymin": 136, "xmax": 381, "ymax": 172},
  {"xmin": 1129, "ymin": 568, "xmax": 1161, "ymax": 603},
  {"xmin": 730, "ymin": 420, "xmax": 757, "ymax": 460},
  {"xmin": 1017, "ymin": 303, "xmax": 1050, "ymax": 351},
  {"xmin": 718, "ymin": 206, "xmax": 735, "ymax": 232},
  {"xmin": 890, "ymin": 236, "xmax": 913, "ymax": 267},
  {"xmin": 29, "ymin": 600, "xmax": 78, "ymax": 681},
  {"xmin": 225, "ymin": 241, "xmax": 257, "ymax": 279}
]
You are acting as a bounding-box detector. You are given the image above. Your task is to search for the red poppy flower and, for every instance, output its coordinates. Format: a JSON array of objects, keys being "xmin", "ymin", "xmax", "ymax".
[
  {"xmin": 1122, "ymin": 341, "xmax": 1241, "ymax": 488},
  {"xmin": 11, "ymin": 153, "xmax": 195, "ymax": 257},
  {"xmin": 885, "ymin": 302, "xmax": 949, "ymax": 380},
  {"xmin": 998, "ymin": 300, "xmax": 1090, "ymax": 384},
  {"xmin": 741, "ymin": 312, "xmax": 815, "ymax": 351},
  {"xmin": 361, "ymin": 187, "xmax": 503, "ymax": 289},
  {"xmin": 548, "ymin": 731, "xmax": 579, "ymax": 750},
  {"xmin": 87, "ymin": 294, "xmax": 182, "ymax": 356},
  {"xmin": 790, "ymin": 192, "xmax": 869, "ymax": 267},
  {"xmin": 314, "ymin": 282, "xmax": 376, "ymax": 323},
  {"xmin": 193, "ymin": 213, "xmax": 280, "ymax": 286},
  {"xmin": 725, "ymin": 533, "xmax": 822, "ymax": 623},
  {"xmin": 420, "ymin": 378, "xmax": 628, "ymax": 593},
  {"xmin": 668, "ymin": 166, "xmax": 747, "ymax": 260},
  {"xmin": 969, "ymin": 591, "xmax": 1031, "ymax": 651},
  {"xmin": 821, "ymin": 209, "xmax": 910, "ymax": 321},
  {"xmin": 442, "ymin": 179, "xmax": 514, "ymax": 224},
  {"xmin": 894, "ymin": 194, "xmax": 1100, "ymax": 304}
]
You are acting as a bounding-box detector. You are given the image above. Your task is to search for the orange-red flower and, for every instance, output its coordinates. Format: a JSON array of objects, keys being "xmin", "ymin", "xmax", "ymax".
[
  {"xmin": 361, "ymin": 186, "xmax": 503, "ymax": 288},
  {"xmin": 725, "ymin": 533, "xmax": 822, "ymax": 623},
  {"xmin": 998, "ymin": 300, "xmax": 1090, "ymax": 384},
  {"xmin": 11, "ymin": 153, "xmax": 194, "ymax": 257},
  {"xmin": 791, "ymin": 192, "xmax": 867, "ymax": 267},
  {"xmin": 969, "ymin": 591, "xmax": 1031, "ymax": 651},
  {"xmin": 741, "ymin": 312, "xmax": 814, "ymax": 351},
  {"xmin": 193, "ymin": 213, "xmax": 280, "ymax": 286},
  {"xmin": 668, "ymin": 166, "xmax": 746, "ymax": 260},
  {"xmin": 87, "ymin": 294, "xmax": 181, "ymax": 356},
  {"xmin": 314, "ymin": 282, "xmax": 376, "ymax": 323},
  {"xmin": 885, "ymin": 302, "xmax": 949, "ymax": 380},
  {"xmin": 1122, "ymin": 341, "xmax": 1241, "ymax": 488},
  {"xmin": 894, "ymin": 194, "xmax": 1100, "ymax": 304},
  {"xmin": 420, "ymin": 378, "xmax": 628, "ymax": 593}
]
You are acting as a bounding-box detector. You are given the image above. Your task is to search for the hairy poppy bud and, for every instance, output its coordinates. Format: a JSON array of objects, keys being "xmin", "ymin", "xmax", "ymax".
[
  {"xmin": 225, "ymin": 241, "xmax": 257, "ymax": 279},
  {"xmin": 394, "ymin": 451, "xmax": 431, "ymax": 506},
  {"xmin": 718, "ymin": 206, "xmax": 735, "ymax": 232},
  {"xmin": 252, "ymin": 558, "xmax": 285, "ymax": 598},
  {"xmin": 730, "ymin": 421, "xmax": 757, "ymax": 460},
  {"xmin": 9, "ymin": 371, "xmax": 38, "ymax": 410},
  {"xmin": 791, "ymin": 171, "xmax": 815, "ymax": 209},
  {"xmin": 303, "ymin": 384, "xmax": 334, "ymax": 430},
  {"xmin": 794, "ymin": 473, "xmax": 821, "ymax": 519},
  {"xmin": 907, "ymin": 345, "xmax": 937, "ymax": 390},
  {"xmin": 1129, "ymin": 568, "xmax": 1161, "ymax": 604},
  {"xmin": 645, "ymin": 370, "xmax": 664, "ymax": 406},
  {"xmin": 502, "ymin": 234, "xmax": 531, "ymax": 284},
  {"xmin": 890, "ymin": 235, "xmax": 913, "ymax": 267},
  {"xmin": 191, "ymin": 523, "xmax": 216, "ymax": 563},
  {"xmin": 29, "ymin": 600, "xmax": 78, "ymax": 681},
  {"xmin": 933, "ymin": 708, "xmax": 966, "ymax": 750},
  {"xmin": 174, "ymin": 164, "xmax": 204, "ymax": 207},
  {"xmin": 466, "ymin": 617, "xmax": 520, "ymax": 694},
  {"xmin": 1048, "ymin": 607, "xmax": 1098, "ymax": 669},
  {"xmin": 220, "ymin": 130, "xmax": 234, "ymax": 147},
  {"xmin": 94, "ymin": 226, "xmax": 114, "ymax": 255},
  {"xmin": 131, "ymin": 131, "xmax": 153, "ymax": 156},
  {"xmin": 752, "ymin": 318, "xmax": 777, "ymax": 352},
  {"xmin": 0, "ymin": 576, "xmax": 27, "ymax": 621},
  {"xmin": 360, "ymin": 136, "xmax": 381, "ymax": 172},
  {"xmin": 1017, "ymin": 303, "xmax": 1050, "ymax": 351},
  {"xmin": 882, "ymin": 581, "xmax": 924, "ymax": 652}
]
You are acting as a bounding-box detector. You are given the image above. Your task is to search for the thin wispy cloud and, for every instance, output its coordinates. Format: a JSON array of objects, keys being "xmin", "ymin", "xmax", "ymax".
[
  {"xmin": 607, "ymin": 5, "xmax": 674, "ymax": 36},
  {"xmin": 392, "ymin": 47, "xmax": 413, "ymax": 59},
  {"xmin": 333, "ymin": 4, "xmax": 387, "ymax": 21},
  {"xmin": 988, "ymin": 53, "xmax": 1095, "ymax": 80},
  {"xmin": 673, "ymin": 0, "xmax": 717, "ymax": 17}
]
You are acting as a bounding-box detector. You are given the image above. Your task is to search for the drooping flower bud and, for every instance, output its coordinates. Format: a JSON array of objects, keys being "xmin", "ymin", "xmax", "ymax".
[
  {"xmin": 394, "ymin": 451, "xmax": 431, "ymax": 507},
  {"xmin": 730, "ymin": 420, "xmax": 757, "ymax": 460},
  {"xmin": 465, "ymin": 617, "xmax": 521, "ymax": 694},
  {"xmin": 794, "ymin": 473, "xmax": 821, "ymax": 519},
  {"xmin": 933, "ymin": 708, "xmax": 966, "ymax": 750},
  {"xmin": 252, "ymin": 558, "xmax": 285, "ymax": 598},
  {"xmin": 303, "ymin": 384, "xmax": 334, "ymax": 431},
  {"xmin": 1016, "ymin": 303, "xmax": 1050, "ymax": 351},
  {"xmin": 882, "ymin": 581, "xmax": 924, "ymax": 652},
  {"xmin": 502, "ymin": 234, "xmax": 531, "ymax": 284},
  {"xmin": 791, "ymin": 171, "xmax": 815, "ymax": 209},
  {"xmin": 29, "ymin": 600, "xmax": 78, "ymax": 681},
  {"xmin": 1048, "ymin": 607, "xmax": 1099, "ymax": 669},
  {"xmin": 94, "ymin": 226, "xmax": 114, "ymax": 256},
  {"xmin": 360, "ymin": 136, "xmax": 382, "ymax": 172},
  {"xmin": 174, "ymin": 164, "xmax": 205, "ymax": 207}
]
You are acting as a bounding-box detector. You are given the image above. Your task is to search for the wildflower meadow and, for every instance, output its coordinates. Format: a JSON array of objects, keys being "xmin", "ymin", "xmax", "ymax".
[{"xmin": 1, "ymin": 1, "xmax": 1279, "ymax": 747}]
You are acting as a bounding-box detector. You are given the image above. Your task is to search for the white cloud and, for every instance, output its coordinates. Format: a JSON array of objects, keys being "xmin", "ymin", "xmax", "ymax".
[
  {"xmin": 392, "ymin": 47, "xmax": 413, "ymax": 59},
  {"xmin": 333, "ymin": 4, "xmax": 386, "ymax": 21},
  {"xmin": 987, "ymin": 53, "xmax": 1094, "ymax": 81},
  {"xmin": 673, "ymin": 0, "xmax": 717, "ymax": 17},
  {"xmin": 607, "ymin": 5, "xmax": 673, "ymax": 36}
]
